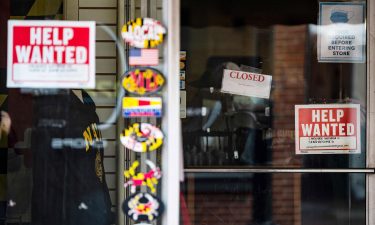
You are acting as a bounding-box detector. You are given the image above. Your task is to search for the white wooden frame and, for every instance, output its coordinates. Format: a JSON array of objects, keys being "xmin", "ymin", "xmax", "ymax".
[
  {"xmin": 367, "ymin": 0, "xmax": 375, "ymax": 224},
  {"xmin": 161, "ymin": 0, "xmax": 181, "ymax": 224}
]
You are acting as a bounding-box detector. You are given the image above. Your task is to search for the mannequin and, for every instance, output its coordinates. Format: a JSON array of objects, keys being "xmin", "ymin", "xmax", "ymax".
[
  {"xmin": 72, "ymin": 89, "xmax": 84, "ymax": 103},
  {"xmin": 1, "ymin": 89, "xmax": 114, "ymax": 225},
  {"xmin": 31, "ymin": 89, "xmax": 113, "ymax": 225}
]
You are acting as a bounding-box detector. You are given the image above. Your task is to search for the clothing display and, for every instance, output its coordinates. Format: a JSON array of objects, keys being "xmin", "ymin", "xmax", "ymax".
[{"xmin": 30, "ymin": 90, "xmax": 112, "ymax": 225}]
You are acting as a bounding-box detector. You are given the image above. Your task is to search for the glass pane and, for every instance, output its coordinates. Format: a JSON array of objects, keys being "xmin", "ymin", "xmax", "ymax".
[
  {"xmin": 1, "ymin": 0, "xmax": 171, "ymax": 223},
  {"xmin": 181, "ymin": 172, "xmax": 366, "ymax": 225},
  {"xmin": 0, "ymin": 1, "xmax": 119, "ymax": 224},
  {"xmin": 181, "ymin": 0, "xmax": 367, "ymax": 168}
]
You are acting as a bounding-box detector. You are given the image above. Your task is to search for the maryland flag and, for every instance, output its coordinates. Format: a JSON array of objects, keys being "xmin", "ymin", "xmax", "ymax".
[
  {"xmin": 120, "ymin": 122, "xmax": 164, "ymax": 153},
  {"xmin": 121, "ymin": 17, "xmax": 166, "ymax": 48},
  {"xmin": 122, "ymin": 97, "xmax": 162, "ymax": 118}
]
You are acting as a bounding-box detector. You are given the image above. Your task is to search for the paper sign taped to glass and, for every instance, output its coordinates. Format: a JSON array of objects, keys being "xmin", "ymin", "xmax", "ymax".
[
  {"xmin": 121, "ymin": 18, "xmax": 166, "ymax": 48},
  {"xmin": 295, "ymin": 104, "xmax": 361, "ymax": 154},
  {"xmin": 180, "ymin": 91, "xmax": 186, "ymax": 118},
  {"xmin": 122, "ymin": 97, "xmax": 162, "ymax": 118},
  {"xmin": 120, "ymin": 122, "xmax": 164, "ymax": 153},
  {"xmin": 7, "ymin": 20, "xmax": 96, "ymax": 88},
  {"xmin": 318, "ymin": 2, "xmax": 366, "ymax": 63},
  {"xmin": 122, "ymin": 68, "xmax": 165, "ymax": 95},
  {"xmin": 221, "ymin": 69, "xmax": 272, "ymax": 99}
]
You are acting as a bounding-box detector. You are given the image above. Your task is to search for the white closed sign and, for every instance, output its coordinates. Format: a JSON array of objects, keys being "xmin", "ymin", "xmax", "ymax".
[{"xmin": 221, "ymin": 69, "xmax": 272, "ymax": 99}]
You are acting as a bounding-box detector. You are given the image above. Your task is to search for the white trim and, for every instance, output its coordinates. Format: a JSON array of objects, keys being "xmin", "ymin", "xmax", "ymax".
[
  {"xmin": 117, "ymin": 0, "xmax": 126, "ymax": 224},
  {"xmin": 368, "ymin": 0, "xmax": 375, "ymax": 224},
  {"xmin": 184, "ymin": 168, "xmax": 375, "ymax": 173},
  {"xmin": 366, "ymin": 1, "xmax": 375, "ymax": 222},
  {"xmin": 367, "ymin": 0, "xmax": 375, "ymax": 168},
  {"xmin": 161, "ymin": 0, "xmax": 181, "ymax": 224}
]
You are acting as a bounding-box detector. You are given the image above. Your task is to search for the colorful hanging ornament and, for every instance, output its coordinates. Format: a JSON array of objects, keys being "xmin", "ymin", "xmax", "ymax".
[
  {"xmin": 120, "ymin": 122, "xmax": 164, "ymax": 152},
  {"xmin": 122, "ymin": 67, "xmax": 165, "ymax": 95},
  {"xmin": 122, "ymin": 97, "xmax": 162, "ymax": 118},
  {"xmin": 122, "ymin": 192, "xmax": 164, "ymax": 222},
  {"xmin": 121, "ymin": 18, "xmax": 166, "ymax": 48},
  {"xmin": 123, "ymin": 160, "xmax": 161, "ymax": 193}
]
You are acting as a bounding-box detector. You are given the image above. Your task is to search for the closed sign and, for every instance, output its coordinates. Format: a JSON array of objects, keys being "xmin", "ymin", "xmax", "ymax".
[{"xmin": 221, "ymin": 69, "xmax": 272, "ymax": 99}]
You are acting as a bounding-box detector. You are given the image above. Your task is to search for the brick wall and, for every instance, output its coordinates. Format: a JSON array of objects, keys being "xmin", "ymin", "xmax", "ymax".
[{"xmin": 271, "ymin": 25, "xmax": 307, "ymax": 225}]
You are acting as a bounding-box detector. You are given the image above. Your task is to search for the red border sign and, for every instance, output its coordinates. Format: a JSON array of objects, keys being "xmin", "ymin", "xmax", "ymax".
[
  {"xmin": 295, "ymin": 104, "xmax": 361, "ymax": 154},
  {"xmin": 7, "ymin": 20, "xmax": 96, "ymax": 88}
]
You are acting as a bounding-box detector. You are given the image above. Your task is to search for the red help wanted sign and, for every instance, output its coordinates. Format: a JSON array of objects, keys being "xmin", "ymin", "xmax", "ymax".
[
  {"xmin": 7, "ymin": 20, "xmax": 95, "ymax": 88},
  {"xmin": 295, "ymin": 104, "xmax": 361, "ymax": 154}
]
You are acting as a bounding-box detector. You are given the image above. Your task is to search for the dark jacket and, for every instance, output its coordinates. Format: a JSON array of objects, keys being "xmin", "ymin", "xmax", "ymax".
[{"xmin": 31, "ymin": 90, "xmax": 112, "ymax": 225}]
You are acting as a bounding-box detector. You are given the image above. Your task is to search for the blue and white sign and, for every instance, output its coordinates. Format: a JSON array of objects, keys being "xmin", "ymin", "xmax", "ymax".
[{"xmin": 318, "ymin": 2, "xmax": 366, "ymax": 63}]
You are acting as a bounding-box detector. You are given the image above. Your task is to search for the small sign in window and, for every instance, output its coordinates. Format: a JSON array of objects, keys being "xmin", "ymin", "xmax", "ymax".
[{"xmin": 318, "ymin": 2, "xmax": 366, "ymax": 63}]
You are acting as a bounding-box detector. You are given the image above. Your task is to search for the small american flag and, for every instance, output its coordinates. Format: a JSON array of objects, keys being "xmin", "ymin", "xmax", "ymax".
[{"xmin": 129, "ymin": 48, "xmax": 159, "ymax": 66}]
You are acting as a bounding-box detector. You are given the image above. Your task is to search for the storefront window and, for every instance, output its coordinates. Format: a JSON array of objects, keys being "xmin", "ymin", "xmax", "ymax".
[
  {"xmin": 0, "ymin": 0, "xmax": 118, "ymax": 224},
  {"xmin": 0, "ymin": 0, "xmax": 372, "ymax": 224},
  {"xmin": 181, "ymin": 0, "xmax": 367, "ymax": 169},
  {"xmin": 180, "ymin": 0, "xmax": 368, "ymax": 225},
  {"xmin": 182, "ymin": 172, "xmax": 365, "ymax": 225},
  {"xmin": 1, "ymin": 0, "xmax": 176, "ymax": 223}
]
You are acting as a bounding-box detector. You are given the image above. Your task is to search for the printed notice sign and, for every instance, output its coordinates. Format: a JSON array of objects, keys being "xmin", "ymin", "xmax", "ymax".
[
  {"xmin": 295, "ymin": 104, "xmax": 361, "ymax": 154},
  {"xmin": 7, "ymin": 20, "xmax": 96, "ymax": 88},
  {"xmin": 221, "ymin": 69, "xmax": 272, "ymax": 99},
  {"xmin": 180, "ymin": 90, "xmax": 186, "ymax": 118},
  {"xmin": 318, "ymin": 2, "xmax": 366, "ymax": 63}
]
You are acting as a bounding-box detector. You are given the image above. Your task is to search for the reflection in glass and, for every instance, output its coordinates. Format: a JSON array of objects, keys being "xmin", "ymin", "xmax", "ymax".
[
  {"xmin": 181, "ymin": 173, "xmax": 365, "ymax": 225},
  {"xmin": 181, "ymin": 0, "xmax": 367, "ymax": 168}
]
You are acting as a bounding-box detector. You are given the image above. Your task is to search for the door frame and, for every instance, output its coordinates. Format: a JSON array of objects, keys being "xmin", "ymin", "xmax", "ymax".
[
  {"xmin": 367, "ymin": 0, "xmax": 375, "ymax": 224},
  {"xmin": 161, "ymin": 0, "xmax": 181, "ymax": 224}
]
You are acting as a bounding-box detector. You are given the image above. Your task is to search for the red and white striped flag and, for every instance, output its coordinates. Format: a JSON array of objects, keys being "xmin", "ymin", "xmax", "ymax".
[{"xmin": 129, "ymin": 48, "xmax": 159, "ymax": 66}]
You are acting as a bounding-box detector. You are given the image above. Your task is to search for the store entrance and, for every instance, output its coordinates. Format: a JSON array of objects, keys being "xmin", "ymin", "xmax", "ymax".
[{"xmin": 179, "ymin": 0, "xmax": 368, "ymax": 225}]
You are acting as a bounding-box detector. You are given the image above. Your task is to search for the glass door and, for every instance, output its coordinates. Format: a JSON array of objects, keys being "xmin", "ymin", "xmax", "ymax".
[{"xmin": 179, "ymin": 0, "xmax": 373, "ymax": 224}]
